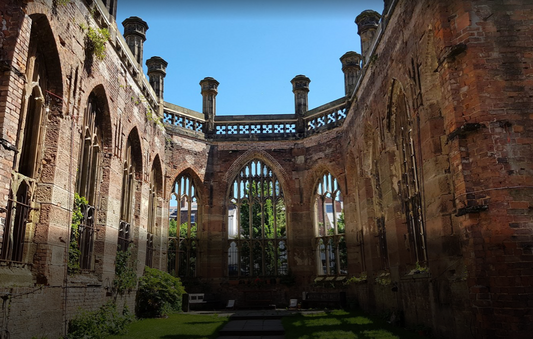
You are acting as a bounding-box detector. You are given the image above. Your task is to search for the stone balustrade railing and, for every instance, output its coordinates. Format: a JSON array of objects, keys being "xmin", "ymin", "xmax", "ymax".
[{"xmin": 163, "ymin": 97, "xmax": 348, "ymax": 141}]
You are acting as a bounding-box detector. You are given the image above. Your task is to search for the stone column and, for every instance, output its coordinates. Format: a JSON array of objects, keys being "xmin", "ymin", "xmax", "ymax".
[
  {"xmin": 291, "ymin": 75, "xmax": 310, "ymax": 135},
  {"xmin": 340, "ymin": 51, "xmax": 363, "ymax": 97},
  {"xmin": 146, "ymin": 56, "xmax": 168, "ymax": 100},
  {"xmin": 122, "ymin": 16, "xmax": 149, "ymax": 65},
  {"xmin": 200, "ymin": 77, "xmax": 219, "ymax": 136},
  {"xmin": 355, "ymin": 10, "xmax": 381, "ymax": 64}
]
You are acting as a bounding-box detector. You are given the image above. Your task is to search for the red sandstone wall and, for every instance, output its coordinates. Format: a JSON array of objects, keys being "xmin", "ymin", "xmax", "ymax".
[{"xmin": 0, "ymin": 0, "xmax": 531, "ymax": 338}]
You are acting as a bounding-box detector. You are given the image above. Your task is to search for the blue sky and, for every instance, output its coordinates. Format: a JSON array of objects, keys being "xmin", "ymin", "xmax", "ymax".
[{"xmin": 116, "ymin": 0, "xmax": 383, "ymax": 115}]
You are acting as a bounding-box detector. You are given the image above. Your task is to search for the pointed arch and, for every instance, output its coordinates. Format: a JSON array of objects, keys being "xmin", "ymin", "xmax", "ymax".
[
  {"xmin": 313, "ymin": 171, "xmax": 346, "ymax": 276},
  {"xmin": 387, "ymin": 79, "xmax": 427, "ymax": 264},
  {"xmin": 226, "ymin": 158, "xmax": 288, "ymax": 278},
  {"xmin": 86, "ymin": 85, "xmax": 113, "ymax": 150},
  {"xmin": 224, "ymin": 149, "xmax": 291, "ymax": 205},
  {"xmin": 168, "ymin": 168, "xmax": 203, "ymax": 277},
  {"xmin": 146, "ymin": 154, "xmax": 163, "ymax": 267},
  {"xmin": 117, "ymin": 127, "xmax": 144, "ymax": 251},
  {"xmin": 68, "ymin": 85, "xmax": 113, "ymax": 273},
  {"xmin": 123, "ymin": 126, "xmax": 144, "ymax": 179},
  {"xmin": 2, "ymin": 13, "xmax": 63, "ymax": 263}
]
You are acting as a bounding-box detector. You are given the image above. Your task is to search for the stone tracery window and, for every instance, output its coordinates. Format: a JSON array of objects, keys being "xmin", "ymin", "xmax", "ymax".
[
  {"xmin": 391, "ymin": 83, "xmax": 427, "ymax": 264},
  {"xmin": 145, "ymin": 162, "xmax": 161, "ymax": 267},
  {"xmin": 315, "ymin": 173, "xmax": 347, "ymax": 276},
  {"xmin": 1, "ymin": 36, "xmax": 47, "ymax": 263},
  {"xmin": 398, "ymin": 113, "xmax": 426, "ymax": 264},
  {"xmin": 118, "ymin": 136, "xmax": 136, "ymax": 252},
  {"xmin": 70, "ymin": 93, "xmax": 103, "ymax": 271},
  {"xmin": 168, "ymin": 174, "xmax": 199, "ymax": 277},
  {"xmin": 227, "ymin": 159, "xmax": 287, "ymax": 277}
]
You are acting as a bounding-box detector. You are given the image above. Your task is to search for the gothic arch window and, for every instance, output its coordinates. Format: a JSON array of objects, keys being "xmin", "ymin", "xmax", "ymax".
[
  {"xmin": 168, "ymin": 173, "xmax": 199, "ymax": 277},
  {"xmin": 70, "ymin": 93, "xmax": 104, "ymax": 271},
  {"xmin": 227, "ymin": 159, "xmax": 287, "ymax": 277},
  {"xmin": 146, "ymin": 160, "xmax": 162, "ymax": 267},
  {"xmin": 1, "ymin": 16, "xmax": 57, "ymax": 263},
  {"xmin": 314, "ymin": 173, "xmax": 347, "ymax": 276},
  {"xmin": 118, "ymin": 134, "xmax": 138, "ymax": 252},
  {"xmin": 390, "ymin": 82, "xmax": 427, "ymax": 264}
]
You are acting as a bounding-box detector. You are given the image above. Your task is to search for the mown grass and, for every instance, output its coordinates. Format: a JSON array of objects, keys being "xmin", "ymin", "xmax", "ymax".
[
  {"xmin": 283, "ymin": 310, "xmax": 423, "ymax": 339},
  {"xmin": 107, "ymin": 309, "xmax": 424, "ymax": 339},
  {"xmin": 105, "ymin": 313, "xmax": 229, "ymax": 339}
]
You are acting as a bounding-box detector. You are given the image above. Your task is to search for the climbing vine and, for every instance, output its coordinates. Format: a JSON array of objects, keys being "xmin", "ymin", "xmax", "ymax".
[
  {"xmin": 113, "ymin": 244, "xmax": 138, "ymax": 298},
  {"xmin": 68, "ymin": 193, "xmax": 87, "ymax": 275}
]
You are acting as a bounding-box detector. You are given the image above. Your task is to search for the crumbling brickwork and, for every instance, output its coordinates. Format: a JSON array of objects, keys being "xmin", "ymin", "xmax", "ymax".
[{"xmin": 0, "ymin": 0, "xmax": 531, "ymax": 338}]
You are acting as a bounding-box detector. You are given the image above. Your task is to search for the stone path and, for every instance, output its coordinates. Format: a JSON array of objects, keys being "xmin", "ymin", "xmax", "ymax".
[{"xmin": 215, "ymin": 310, "xmax": 295, "ymax": 339}]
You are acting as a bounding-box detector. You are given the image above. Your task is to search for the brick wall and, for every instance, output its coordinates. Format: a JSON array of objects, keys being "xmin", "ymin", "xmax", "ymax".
[{"xmin": 0, "ymin": 0, "xmax": 531, "ymax": 338}]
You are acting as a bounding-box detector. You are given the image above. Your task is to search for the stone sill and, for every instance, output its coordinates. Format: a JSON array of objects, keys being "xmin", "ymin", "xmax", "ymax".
[
  {"xmin": 67, "ymin": 272, "xmax": 102, "ymax": 287},
  {"xmin": 400, "ymin": 271, "xmax": 431, "ymax": 281},
  {"xmin": 0, "ymin": 264, "xmax": 33, "ymax": 288}
]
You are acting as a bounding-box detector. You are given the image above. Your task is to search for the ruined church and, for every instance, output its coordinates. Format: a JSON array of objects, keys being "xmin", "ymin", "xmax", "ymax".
[{"xmin": 0, "ymin": 0, "xmax": 531, "ymax": 338}]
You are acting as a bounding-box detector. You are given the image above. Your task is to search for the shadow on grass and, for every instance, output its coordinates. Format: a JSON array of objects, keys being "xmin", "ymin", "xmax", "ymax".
[
  {"xmin": 283, "ymin": 310, "xmax": 423, "ymax": 339},
  {"xmin": 106, "ymin": 313, "xmax": 229, "ymax": 339}
]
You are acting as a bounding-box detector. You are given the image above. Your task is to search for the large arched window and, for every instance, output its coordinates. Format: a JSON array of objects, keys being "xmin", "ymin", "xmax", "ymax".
[
  {"xmin": 70, "ymin": 93, "xmax": 103, "ymax": 272},
  {"xmin": 315, "ymin": 173, "xmax": 347, "ymax": 276},
  {"xmin": 118, "ymin": 135, "xmax": 137, "ymax": 252},
  {"xmin": 1, "ymin": 63, "xmax": 44, "ymax": 262},
  {"xmin": 146, "ymin": 161, "xmax": 161, "ymax": 267},
  {"xmin": 1, "ymin": 16, "xmax": 57, "ymax": 263},
  {"xmin": 168, "ymin": 174, "xmax": 199, "ymax": 277},
  {"xmin": 227, "ymin": 159, "xmax": 287, "ymax": 277},
  {"xmin": 392, "ymin": 85, "xmax": 427, "ymax": 264}
]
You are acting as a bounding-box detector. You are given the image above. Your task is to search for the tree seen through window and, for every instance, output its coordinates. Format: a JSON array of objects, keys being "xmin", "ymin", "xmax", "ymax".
[{"xmin": 228, "ymin": 160, "xmax": 287, "ymax": 277}]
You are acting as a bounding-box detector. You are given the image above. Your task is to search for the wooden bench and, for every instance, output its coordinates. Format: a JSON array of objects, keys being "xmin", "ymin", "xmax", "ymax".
[{"xmin": 186, "ymin": 293, "xmax": 222, "ymax": 311}]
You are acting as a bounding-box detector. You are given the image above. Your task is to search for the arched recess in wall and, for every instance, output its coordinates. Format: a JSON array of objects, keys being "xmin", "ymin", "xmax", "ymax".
[
  {"xmin": 146, "ymin": 155, "xmax": 163, "ymax": 268},
  {"xmin": 369, "ymin": 129, "xmax": 389, "ymax": 271},
  {"xmin": 69, "ymin": 87, "xmax": 112, "ymax": 273},
  {"xmin": 168, "ymin": 169, "xmax": 202, "ymax": 278},
  {"xmin": 118, "ymin": 127, "xmax": 143, "ymax": 252},
  {"xmin": 313, "ymin": 172, "xmax": 347, "ymax": 276},
  {"xmin": 387, "ymin": 79, "xmax": 427, "ymax": 265},
  {"xmin": 1, "ymin": 14, "xmax": 62, "ymax": 264},
  {"xmin": 227, "ymin": 159, "xmax": 288, "ymax": 278}
]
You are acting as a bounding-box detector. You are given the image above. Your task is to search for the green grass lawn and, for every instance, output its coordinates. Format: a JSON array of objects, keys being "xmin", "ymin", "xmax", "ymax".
[
  {"xmin": 106, "ymin": 310, "xmax": 424, "ymax": 339},
  {"xmin": 283, "ymin": 310, "xmax": 423, "ymax": 339},
  {"xmin": 105, "ymin": 313, "xmax": 229, "ymax": 339}
]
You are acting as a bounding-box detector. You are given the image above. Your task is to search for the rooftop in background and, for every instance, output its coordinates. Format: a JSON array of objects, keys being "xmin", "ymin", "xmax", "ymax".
[{"xmin": 116, "ymin": 0, "xmax": 384, "ymax": 116}]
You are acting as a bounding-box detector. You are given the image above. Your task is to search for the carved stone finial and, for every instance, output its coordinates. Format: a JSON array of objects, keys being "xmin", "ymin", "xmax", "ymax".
[
  {"xmin": 355, "ymin": 10, "xmax": 381, "ymax": 35},
  {"xmin": 122, "ymin": 16, "xmax": 149, "ymax": 65},
  {"xmin": 146, "ymin": 56, "xmax": 168, "ymax": 99},
  {"xmin": 340, "ymin": 51, "xmax": 362, "ymax": 96}
]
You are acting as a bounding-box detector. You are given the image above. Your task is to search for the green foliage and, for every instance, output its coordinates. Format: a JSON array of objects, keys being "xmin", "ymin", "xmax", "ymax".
[
  {"xmin": 344, "ymin": 273, "xmax": 368, "ymax": 285},
  {"xmin": 375, "ymin": 272, "xmax": 392, "ymax": 286},
  {"xmin": 168, "ymin": 219, "xmax": 177, "ymax": 237},
  {"xmin": 239, "ymin": 182, "xmax": 286, "ymax": 239},
  {"xmin": 113, "ymin": 245, "xmax": 138, "ymax": 298},
  {"xmin": 68, "ymin": 193, "xmax": 87, "ymax": 275},
  {"xmin": 236, "ymin": 181, "xmax": 287, "ymax": 276},
  {"xmin": 136, "ymin": 267, "xmax": 186, "ymax": 318},
  {"xmin": 68, "ymin": 301, "xmax": 133, "ymax": 339},
  {"xmin": 415, "ymin": 261, "xmax": 429, "ymax": 273},
  {"xmin": 55, "ymin": 0, "xmax": 71, "ymax": 5},
  {"xmin": 84, "ymin": 26, "xmax": 110, "ymax": 61}
]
